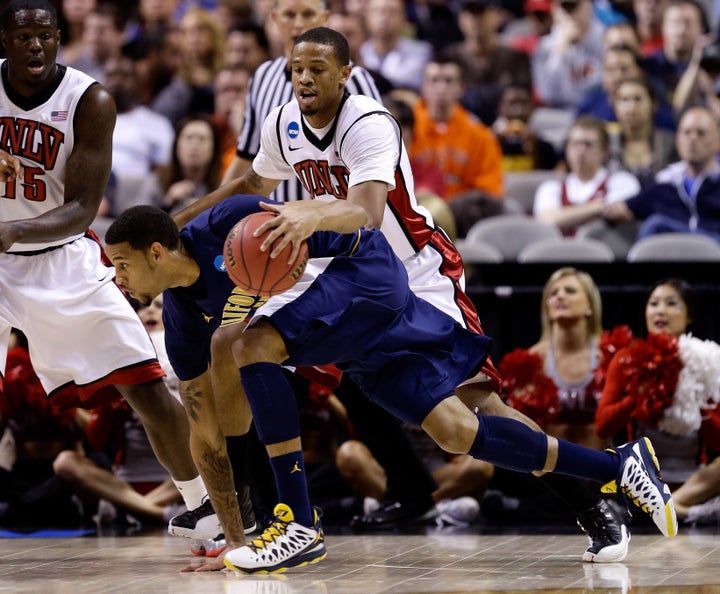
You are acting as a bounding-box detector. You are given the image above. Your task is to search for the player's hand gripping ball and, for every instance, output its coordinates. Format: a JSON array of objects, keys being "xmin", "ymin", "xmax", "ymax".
[{"xmin": 224, "ymin": 212, "xmax": 309, "ymax": 296}]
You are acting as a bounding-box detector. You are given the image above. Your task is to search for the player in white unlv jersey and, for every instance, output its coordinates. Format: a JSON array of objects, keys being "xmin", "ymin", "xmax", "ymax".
[
  {"xmin": 0, "ymin": 0, "xmax": 218, "ymax": 539},
  {"xmin": 223, "ymin": 0, "xmax": 381, "ymax": 204}
]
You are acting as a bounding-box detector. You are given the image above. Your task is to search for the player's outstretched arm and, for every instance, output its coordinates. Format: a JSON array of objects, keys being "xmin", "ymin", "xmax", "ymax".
[
  {"xmin": 178, "ymin": 371, "xmax": 248, "ymax": 554},
  {"xmin": 173, "ymin": 168, "xmax": 282, "ymax": 229}
]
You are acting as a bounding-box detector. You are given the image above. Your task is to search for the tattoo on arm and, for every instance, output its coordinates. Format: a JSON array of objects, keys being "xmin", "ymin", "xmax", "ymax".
[
  {"xmin": 198, "ymin": 445, "xmax": 246, "ymax": 538},
  {"xmin": 247, "ymin": 170, "xmax": 264, "ymax": 191},
  {"xmin": 180, "ymin": 380, "xmax": 204, "ymax": 422}
]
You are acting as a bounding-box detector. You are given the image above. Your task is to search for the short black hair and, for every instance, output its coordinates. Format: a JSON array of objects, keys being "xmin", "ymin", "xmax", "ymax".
[
  {"xmin": 106, "ymin": 206, "xmax": 180, "ymax": 251},
  {"xmin": 2, "ymin": 0, "xmax": 57, "ymax": 31},
  {"xmin": 294, "ymin": 26, "xmax": 349, "ymax": 66},
  {"xmin": 648, "ymin": 278, "xmax": 695, "ymax": 323},
  {"xmin": 230, "ymin": 22, "xmax": 270, "ymax": 52}
]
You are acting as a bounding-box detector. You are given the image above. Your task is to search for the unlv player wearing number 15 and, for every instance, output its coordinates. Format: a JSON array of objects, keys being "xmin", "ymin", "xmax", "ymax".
[{"xmin": 0, "ymin": 0, "xmax": 216, "ymax": 528}]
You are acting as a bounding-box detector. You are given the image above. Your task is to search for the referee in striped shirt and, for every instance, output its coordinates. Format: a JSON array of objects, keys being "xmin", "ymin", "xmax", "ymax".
[{"xmin": 221, "ymin": 0, "xmax": 382, "ymax": 203}]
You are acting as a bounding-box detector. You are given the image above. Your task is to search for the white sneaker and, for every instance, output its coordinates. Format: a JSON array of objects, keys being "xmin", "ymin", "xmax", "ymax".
[
  {"xmin": 224, "ymin": 503, "xmax": 326, "ymax": 574},
  {"xmin": 687, "ymin": 494, "xmax": 720, "ymax": 525},
  {"xmin": 435, "ymin": 496, "xmax": 480, "ymax": 527}
]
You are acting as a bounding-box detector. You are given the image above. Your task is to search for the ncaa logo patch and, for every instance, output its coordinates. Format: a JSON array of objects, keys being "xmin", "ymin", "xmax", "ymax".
[
  {"xmin": 214, "ymin": 255, "xmax": 226, "ymax": 272},
  {"xmin": 287, "ymin": 121, "xmax": 300, "ymax": 139}
]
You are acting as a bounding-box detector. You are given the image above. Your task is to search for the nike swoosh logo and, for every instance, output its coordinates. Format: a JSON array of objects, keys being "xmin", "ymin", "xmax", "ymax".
[
  {"xmin": 288, "ymin": 146, "xmax": 301, "ymax": 151},
  {"xmin": 98, "ymin": 270, "xmax": 112, "ymax": 282}
]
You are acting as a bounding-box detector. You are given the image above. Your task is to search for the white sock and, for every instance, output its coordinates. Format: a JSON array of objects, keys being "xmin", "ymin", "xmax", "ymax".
[{"xmin": 173, "ymin": 476, "xmax": 208, "ymax": 510}]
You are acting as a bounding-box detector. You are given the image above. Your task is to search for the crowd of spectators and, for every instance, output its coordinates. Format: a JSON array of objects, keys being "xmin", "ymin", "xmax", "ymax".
[{"xmin": 21, "ymin": 0, "xmax": 719, "ymax": 260}]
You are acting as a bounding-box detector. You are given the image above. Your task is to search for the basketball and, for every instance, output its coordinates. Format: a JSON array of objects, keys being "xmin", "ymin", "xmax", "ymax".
[{"xmin": 224, "ymin": 211, "xmax": 309, "ymax": 296}]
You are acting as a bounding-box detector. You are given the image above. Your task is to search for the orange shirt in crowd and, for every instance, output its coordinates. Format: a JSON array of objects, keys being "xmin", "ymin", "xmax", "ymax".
[{"xmin": 410, "ymin": 101, "xmax": 503, "ymax": 201}]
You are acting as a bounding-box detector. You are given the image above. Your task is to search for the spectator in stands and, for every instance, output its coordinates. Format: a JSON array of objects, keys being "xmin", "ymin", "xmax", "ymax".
[
  {"xmin": 0, "ymin": 332, "xmax": 88, "ymax": 528},
  {"xmin": 151, "ymin": 7, "xmax": 225, "ymax": 125},
  {"xmin": 596, "ymin": 279, "xmax": 720, "ymax": 500},
  {"xmin": 68, "ymin": 3, "xmax": 126, "ymax": 82},
  {"xmin": 326, "ymin": 11, "xmax": 394, "ymax": 95},
  {"xmin": 578, "ymin": 45, "xmax": 677, "ymax": 130},
  {"xmin": 633, "ymin": 0, "xmax": 668, "ymax": 56},
  {"xmin": 135, "ymin": 114, "xmax": 223, "ymax": 215},
  {"xmin": 224, "ymin": 22, "xmax": 271, "ymax": 72},
  {"xmin": 504, "ymin": 0, "xmax": 555, "ymax": 56},
  {"xmin": 358, "ymin": 0, "xmax": 432, "ymax": 91},
  {"xmin": 212, "ymin": 65, "xmax": 252, "ymax": 175},
  {"xmin": 534, "ymin": 115, "xmax": 641, "ymax": 235},
  {"xmin": 611, "ymin": 76, "xmax": 677, "ymax": 186},
  {"xmin": 672, "ymin": 35, "xmax": 720, "ymax": 117},
  {"xmin": 643, "ymin": 0, "xmax": 709, "ymax": 109},
  {"xmin": 604, "ymin": 21, "xmax": 643, "ymax": 56},
  {"xmin": 444, "ymin": 0, "xmax": 532, "ymax": 126},
  {"xmin": 604, "ymin": 106, "xmax": 720, "ymax": 241},
  {"xmin": 104, "ymin": 54, "xmax": 175, "ymax": 190},
  {"xmin": 410, "ymin": 55, "xmax": 504, "ymax": 201},
  {"xmin": 57, "ymin": 0, "xmax": 97, "ymax": 66},
  {"xmin": 125, "ymin": 0, "xmax": 179, "ymax": 54},
  {"xmin": 531, "ymin": 0, "xmax": 605, "ymax": 109},
  {"xmin": 577, "ymin": 46, "xmax": 644, "ymax": 120},
  {"xmin": 492, "ymin": 83, "xmax": 559, "ymax": 172}
]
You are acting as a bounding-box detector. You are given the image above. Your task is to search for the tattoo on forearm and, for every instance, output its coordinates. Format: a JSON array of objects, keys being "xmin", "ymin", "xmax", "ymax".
[
  {"xmin": 198, "ymin": 447, "xmax": 235, "ymax": 493},
  {"xmin": 247, "ymin": 170, "xmax": 263, "ymax": 190},
  {"xmin": 198, "ymin": 447, "xmax": 245, "ymax": 536},
  {"xmin": 180, "ymin": 381, "xmax": 204, "ymax": 422}
]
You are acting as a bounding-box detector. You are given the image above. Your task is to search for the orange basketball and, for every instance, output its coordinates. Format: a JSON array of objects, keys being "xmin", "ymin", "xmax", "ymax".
[{"xmin": 224, "ymin": 211, "xmax": 309, "ymax": 296}]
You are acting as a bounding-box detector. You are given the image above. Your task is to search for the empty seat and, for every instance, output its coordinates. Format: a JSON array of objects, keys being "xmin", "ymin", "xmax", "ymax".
[
  {"xmin": 518, "ymin": 237, "xmax": 615, "ymax": 263},
  {"xmin": 575, "ymin": 219, "xmax": 639, "ymax": 261},
  {"xmin": 456, "ymin": 238, "xmax": 503, "ymax": 264},
  {"xmin": 626, "ymin": 232, "xmax": 720, "ymax": 262},
  {"xmin": 465, "ymin": 214, "xmax": 562, "ymax": 261},
  {"xmin": 503, "ymin": 170, "xmax": 564, "ymax": 215}
]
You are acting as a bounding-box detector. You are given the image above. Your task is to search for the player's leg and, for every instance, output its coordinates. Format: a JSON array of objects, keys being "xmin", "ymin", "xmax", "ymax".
[
  {"xmin": 224, "ymin": 320, "xmax": 326, "ymax": 574},
  {"xmin": 421, "ymin": 394, "xmax": 677, "ymax": 537},
  {"xmin": 458, "ymin": 383, "xmax": 629, "ymax": 562},
  {"xmin": 211, "ymin": 323, "xmax": 270, "ymax": 529}
]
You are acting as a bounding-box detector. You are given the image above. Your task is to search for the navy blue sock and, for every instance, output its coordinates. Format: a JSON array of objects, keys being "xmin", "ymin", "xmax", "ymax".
[
  {"xmin": 239, "ymin": 362, "xmax": 313, "ymax": 526},
  {"xmin": 469, "ymin": 415, "xmax": 619, "ymax": 483},
  {"xmin": 268, "ymin": 451, "xmax": 313, "ymax": 526},
  {"xmin": 469, "ymin": 415, "xmax": 548, "ymax": 472},
  {"xmin": 554, "ymin": 439, "xmax": 618, "ymax": 484}
]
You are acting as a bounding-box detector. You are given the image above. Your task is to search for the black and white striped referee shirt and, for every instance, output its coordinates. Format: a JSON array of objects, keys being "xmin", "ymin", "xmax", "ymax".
[{"xmin": 235, "ymin": 56, "xmax": 382, "ymax": 203}]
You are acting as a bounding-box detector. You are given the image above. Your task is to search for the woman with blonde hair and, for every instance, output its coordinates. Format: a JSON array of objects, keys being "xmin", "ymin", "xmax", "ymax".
[{"xmin": 151, "ymin": 8, "xmax": 226, "ymax": 125}]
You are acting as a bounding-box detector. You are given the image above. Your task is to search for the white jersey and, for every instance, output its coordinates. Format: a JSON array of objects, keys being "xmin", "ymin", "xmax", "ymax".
[
  {"xmin": 0, "ymin": 61, "xmax": 96, "ymax": 252},
  {"xmin": 252, "ymin": 92, "xmax": 493, "ymax": 347},
  {"xmin": 255, "ymin": 93, "xmax": 435, "ymax": 262},
  {"xmin": 236, "ymin": 57, "xmax": 381, "ymax": 203}
]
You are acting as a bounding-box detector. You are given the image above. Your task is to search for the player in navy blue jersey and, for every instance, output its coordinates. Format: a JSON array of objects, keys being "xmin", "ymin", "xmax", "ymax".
[{"xmin": 105, "ymin": 194, "xmax": 677, "ymax": 574}]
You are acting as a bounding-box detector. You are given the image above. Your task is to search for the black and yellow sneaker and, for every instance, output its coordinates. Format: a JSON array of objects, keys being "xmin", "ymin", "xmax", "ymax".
[{"xmin": 603, "ymin": 437, "xmax": 677, "ymax": 537}]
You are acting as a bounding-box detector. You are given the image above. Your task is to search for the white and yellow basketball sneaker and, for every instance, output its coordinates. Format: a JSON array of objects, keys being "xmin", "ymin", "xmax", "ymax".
[{"xmin": 224, "ymin": 503, "xmax": 326, "ymax": 574}]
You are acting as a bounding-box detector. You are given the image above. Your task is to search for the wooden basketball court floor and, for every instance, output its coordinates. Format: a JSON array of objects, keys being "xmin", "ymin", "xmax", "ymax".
[{"xmin": 1, "ymin": 525, "xmax": 719, "ymax": 593}]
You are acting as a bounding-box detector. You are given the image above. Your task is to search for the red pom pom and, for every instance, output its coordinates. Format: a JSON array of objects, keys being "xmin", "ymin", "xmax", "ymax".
[{"xmin": 498, "ymin": 349, "xmax": 559, "ymax": 427}]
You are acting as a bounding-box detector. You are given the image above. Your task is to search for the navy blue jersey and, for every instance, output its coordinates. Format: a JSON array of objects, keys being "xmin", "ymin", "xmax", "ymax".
[{"xmin": 163, "ymin": 194, "xmax": 371, "ymax": 380}]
